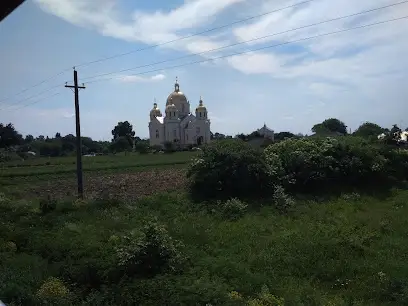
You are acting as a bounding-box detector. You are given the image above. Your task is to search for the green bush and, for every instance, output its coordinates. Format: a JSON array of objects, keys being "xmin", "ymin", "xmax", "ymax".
[
  {"xmin": 187, "ymin": 140, "xmax": 278, "ymax": 200},
  {"xmin": 116, "ymin": 221, "xmax": 185, "ymax": 278},
  {"xmin": 219, "ymin": 198, "xmax": 248, "ymax": 220},
  {"xmin": 39, "ymin": 195, "xmax": 57, "ymax": 215},
  {"xmin": 272, "ymin": 186, "xmax": 294, "ymax": 213},
  {"xmin": 264, "ymin": 136, "xmax": 407, "ymax": 193}
]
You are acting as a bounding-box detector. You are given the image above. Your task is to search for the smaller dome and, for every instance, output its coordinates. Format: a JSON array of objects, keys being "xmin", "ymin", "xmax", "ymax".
[
  {"xmin": 195, "ymin": 96, "xmax": 207, "ymax": 112},
  {"xmin": 166, "ymin": 103, "xmax": 178, "ymax": 112},
  {"xmin": 150, "ymin": 102, "xmax": 162, "ymax": 117}
]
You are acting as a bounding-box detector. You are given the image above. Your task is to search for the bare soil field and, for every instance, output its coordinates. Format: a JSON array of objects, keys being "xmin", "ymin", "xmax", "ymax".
[{"xmin": 5, "ymin": 168, "xmax": 187, "ymax": 201}]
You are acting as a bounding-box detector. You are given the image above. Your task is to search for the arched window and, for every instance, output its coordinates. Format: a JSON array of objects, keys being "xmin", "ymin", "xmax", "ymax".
[
  {"xmin": 155, "ymin": 130, "xmax": 159, "ymax": 138},
  {"xmin": 200, "ymin": 112, "xmax": 202, "ymax": 117}
]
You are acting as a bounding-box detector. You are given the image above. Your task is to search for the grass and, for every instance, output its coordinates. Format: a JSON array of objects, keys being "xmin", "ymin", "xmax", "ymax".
[
  {"xmin": 1, "ymin": 189, "xmax": 408, "ymax": 305},
  {"xmin": 0, "ymin": 151, "xmax": 196, "ymax": 177}
]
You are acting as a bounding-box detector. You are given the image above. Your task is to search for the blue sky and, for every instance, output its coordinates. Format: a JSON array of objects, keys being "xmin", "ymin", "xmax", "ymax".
[{"xmin": 0, "ymin": 0, "xmax": 407, "ymax": 140}]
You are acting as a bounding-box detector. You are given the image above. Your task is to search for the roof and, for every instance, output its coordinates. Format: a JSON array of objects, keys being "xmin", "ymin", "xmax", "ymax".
[{"xmin": 156, "ymin": 116, "xmax": 164, "ymax": 124}]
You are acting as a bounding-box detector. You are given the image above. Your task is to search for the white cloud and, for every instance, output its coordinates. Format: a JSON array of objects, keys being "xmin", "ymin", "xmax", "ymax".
[
  {"xmin": 118, "ymin": 73, "xmax": 166, "ymax": 83},
  {"xmin": 33, "ymin": 0, "xmax": 245, "ymax": 55}
]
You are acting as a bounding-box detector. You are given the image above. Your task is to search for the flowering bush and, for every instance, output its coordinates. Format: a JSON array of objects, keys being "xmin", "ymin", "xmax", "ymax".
[{"xmin": 35, "ymin": 277, "xmax": 72, "ymax": 305}]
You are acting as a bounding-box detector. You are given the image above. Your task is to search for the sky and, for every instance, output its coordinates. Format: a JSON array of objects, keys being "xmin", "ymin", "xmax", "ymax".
[{"xmin": 0, "ymin": 0, "xmax": 407, "ymax": 140}]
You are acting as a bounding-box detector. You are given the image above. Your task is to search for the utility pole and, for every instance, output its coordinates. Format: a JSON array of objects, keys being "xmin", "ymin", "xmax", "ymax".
[{"xmin": 65, "ymin": 68, "xmax": 86, "ymax": 199}]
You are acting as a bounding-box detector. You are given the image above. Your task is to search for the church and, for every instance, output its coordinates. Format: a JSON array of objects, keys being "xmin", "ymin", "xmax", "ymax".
[{"xmin": 148, "ymin": 78, "xmax": 211, "ymax": 148}]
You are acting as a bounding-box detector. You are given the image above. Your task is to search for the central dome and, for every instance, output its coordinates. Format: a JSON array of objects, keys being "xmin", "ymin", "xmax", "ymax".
[{"xmin": 166, "ymin": 78, "xmax": 188, "ymax": 106}]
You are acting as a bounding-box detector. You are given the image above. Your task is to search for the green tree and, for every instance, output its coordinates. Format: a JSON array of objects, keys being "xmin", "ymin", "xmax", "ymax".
[
  {"xmin": 0, "ymin": 123, "xmax": 23, "ymax": 148},
  {"xmin": 25, "ymin": 134, "xmax": 34, "ymax": 143},
  {"xmin": 312, "ymin": 118, "xmax": 348, "ymax": 135},
  {"xmin": 274, "ymin": 131, "xmax": 295, "ymax": 142},
  {"xmin": 110, "ymin": 136, "xmax": 132, "ymax": 153},
  {"xmin": 353, "ymin": 122, "xmax": 385, "ymax": 138},
  {"xmin": 135, "ymin": 140, "xmax": 149, "ymax": 154},
  {"xmin": 112, "ymin": 121, "xmax": 135, "ymax": 147}
]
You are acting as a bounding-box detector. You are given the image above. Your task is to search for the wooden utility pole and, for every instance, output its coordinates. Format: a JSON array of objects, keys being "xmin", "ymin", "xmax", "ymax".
[{"xmin": 65, "ymin": 68, "xmax": 86, "ymax": 199}]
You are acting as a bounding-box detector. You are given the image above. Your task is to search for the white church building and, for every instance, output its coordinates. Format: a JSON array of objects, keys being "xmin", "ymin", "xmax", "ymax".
[{"xmin": 148, "ymin": 78, "xmax": 211, "ymax": 148}]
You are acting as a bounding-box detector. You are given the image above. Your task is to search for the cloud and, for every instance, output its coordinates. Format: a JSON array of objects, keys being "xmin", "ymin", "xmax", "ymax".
[
  {"xmin": 118, "ymin": 73, "xmax": 166, "ymax": 83},
  {"xmin": 33, "ymin": 0, "xmax": 244, "ymax": 55}
]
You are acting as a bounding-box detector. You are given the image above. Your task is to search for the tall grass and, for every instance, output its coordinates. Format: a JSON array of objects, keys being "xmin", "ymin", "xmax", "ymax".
[{"xmin": 1, "ymin": 190, "xmax": 408, "ymax": 305}]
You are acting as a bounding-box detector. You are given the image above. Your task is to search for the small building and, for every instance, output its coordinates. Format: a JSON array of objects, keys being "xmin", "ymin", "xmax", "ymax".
[{"xmin": 257, "ymin": 124, "xmax": 275, "ymax": 141}]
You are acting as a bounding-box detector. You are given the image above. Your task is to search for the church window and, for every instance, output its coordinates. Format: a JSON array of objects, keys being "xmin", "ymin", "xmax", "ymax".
[
  {"xmin": 196, "ymin": 127, "xmax": 200, "ymax": 135},
  {"xmin": 156, "ymin": 130, "xmax": 159, "ymax": 138},
  {"xmin": 173, "ymin": 130, "xmax": 177, "ymax": 138},
  {"xmin": 199, "ymin": 112, "xmax": 202, "ymax": 117}
]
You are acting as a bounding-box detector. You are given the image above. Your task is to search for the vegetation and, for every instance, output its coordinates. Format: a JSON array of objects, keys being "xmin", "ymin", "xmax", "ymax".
[
  {"xmin": 1, "ymin": 189, "xmax": 408, "ymax": 305},
  {"xmin": 1, "ymin": 117, "xmax": 408, "ymax": 305}
]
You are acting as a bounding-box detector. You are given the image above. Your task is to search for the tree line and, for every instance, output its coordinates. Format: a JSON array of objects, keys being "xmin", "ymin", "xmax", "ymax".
[{"xmin": 0, "ymin": 118, "xmax": 406, "ymax": 159}]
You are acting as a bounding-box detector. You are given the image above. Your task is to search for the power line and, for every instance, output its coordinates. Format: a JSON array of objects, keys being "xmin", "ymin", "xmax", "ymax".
[
  {"xmin": 85, "ymin": 15, "xmax": 408, "ymax": 85},
  {"xmin": 0, "ymin": 83, "xmax": 64, "ymax": 110},
  {"xmin": 75, "ymin": 0, "xmax": 316, "ymax": 69},
  {"xmin": 0, "ymin": 92, "xmax": 60, "ymax": 112},
  {"xmin": 80, "ymin": 0, "xmax": 408, "ymax": 83},
  {"xmin": 0, "ymin": 0, "xmax": 314, "ymax": 103},
  {"xmin": 0, "ymin": 70, "xmax": 70, "ymax": 105}
]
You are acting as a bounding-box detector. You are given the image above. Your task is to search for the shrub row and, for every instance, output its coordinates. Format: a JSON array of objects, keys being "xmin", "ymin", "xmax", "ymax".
[{"xmin": 187, "ymin": 137, "xmax": 408, "ymax": 200}]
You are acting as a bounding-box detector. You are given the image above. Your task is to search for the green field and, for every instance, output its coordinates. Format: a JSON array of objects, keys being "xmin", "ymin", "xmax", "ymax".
[{"xmin": 0, "ymin": 152, "xmax": 196, "ymax": 177}]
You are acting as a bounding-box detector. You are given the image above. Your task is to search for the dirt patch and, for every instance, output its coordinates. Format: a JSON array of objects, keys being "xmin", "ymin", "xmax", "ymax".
[{"xmin": 16, "ymin": 168, "xmax": 188, "ymax": 201}]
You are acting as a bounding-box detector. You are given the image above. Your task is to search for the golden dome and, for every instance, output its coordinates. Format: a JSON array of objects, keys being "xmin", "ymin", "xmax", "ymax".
[
  {"xmin": 166, "ymin": 77, "xmax": 188, "ymax": 105},
  {"xmin": 150, "ymin": 102, "xmax": 162, "ymax": 117},
  {"xmin": 195, "ymin": 96, "xmax": 207, "ymax": 112}
]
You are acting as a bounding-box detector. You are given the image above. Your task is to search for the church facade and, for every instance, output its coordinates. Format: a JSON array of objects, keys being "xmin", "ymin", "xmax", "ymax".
[{"xmin": 148, "ymin": 78, "xmax": 211, "ymax": 148}]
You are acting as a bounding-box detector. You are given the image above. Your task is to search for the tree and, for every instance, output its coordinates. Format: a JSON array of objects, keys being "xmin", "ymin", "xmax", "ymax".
[
  {"xmin": 112, "ymin": 121, "xmax": 135, "ymax": 146},
  {"xmin": 211, "ymin": 132, "xmax": 226, "ymax": 140},
  {"xmin": 25, "ymin": 134, "xmax": 34, "ymax": 143},
  {"xmin": 312, "ymin": 118, "xmax": 347, "ymax": 135},
  {"xmin": 274, "ymin": 131, "xmax": 295, "ymax": 142},
  {"xmin": 235, "ymin": 133, "xmax": 247, "ymax": 141},
  {"xmin": 135, "ymin": 140, "xmax": 149, "ymax": 154},
  {"xmin": 55, "ymin": 132, "xmax": 61, "ymax": 138},
  {"xmin": 353, "ymin": 122, "xmax": 385, "ymax": 138},
  {"xmin": 110, "ymin": 136, "xmax": 133, "ymax": 153},
  {"xmin": 0, "ymin": 123, "xmax": 23, "ymax": 148}
]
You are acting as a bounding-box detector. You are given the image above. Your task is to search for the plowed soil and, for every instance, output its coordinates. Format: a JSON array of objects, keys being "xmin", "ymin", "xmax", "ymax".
[{"xmin": 17, "ymin": 168, "xmax": 188, "ymax": 201}]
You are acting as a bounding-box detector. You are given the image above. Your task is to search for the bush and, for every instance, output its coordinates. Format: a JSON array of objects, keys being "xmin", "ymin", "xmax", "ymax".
[
  {"xmin": 187, "ymin": 140, "xmax": 278, "ymax": 200},
  {"xmin": 219, "ymin": 198, "xmax": 248, "ymax": 220},
  {"xmin": 116, "ymin": 221, "xmax": 185, "ymax": 278},
  {"xmin": 264, "ymin": 136, "xmax": 408, "ymax": 193},
  {"xmin": 272, "ymin": 186, "xmax": 294, "ymax": 213},
  {"xmin": 35, "ymin": 277, "xmax": 73, "ymax": 305},
  {"xmin": 163, "ymin": 141, "xmax": 175, "ymax": 153},
  {"xmin": 39, "ymin": 195, "xmax": 57, "ymax": 215}
]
